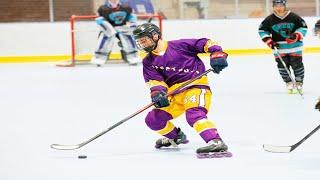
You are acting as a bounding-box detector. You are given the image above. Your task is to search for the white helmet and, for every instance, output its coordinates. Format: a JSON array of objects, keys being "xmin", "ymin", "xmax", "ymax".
[{"xmin": 106, "ymin": 0, "xmax": 120, "ymax": 8}]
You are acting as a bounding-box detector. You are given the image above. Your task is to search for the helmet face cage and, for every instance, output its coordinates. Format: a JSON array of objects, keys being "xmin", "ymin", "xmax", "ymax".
[
  {"xmin": 134, "ymin": 35, "xmax": 157, "ymax": 52},
  {"xmin": 133, "ymin": 23, "xmax": 161, "ymax": 52}
]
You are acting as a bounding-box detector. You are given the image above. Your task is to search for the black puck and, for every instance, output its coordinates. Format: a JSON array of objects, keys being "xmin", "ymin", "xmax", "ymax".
[{"xmin": 78, "ymin": 155, "xmax": 87, "ymax": 159}]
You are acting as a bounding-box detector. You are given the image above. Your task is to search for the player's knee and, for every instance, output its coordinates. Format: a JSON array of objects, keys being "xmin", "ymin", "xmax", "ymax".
[
  {"xmin": 145, "ymin": 109, "xmax": 173, "ymax": 130},
  {"xmin": 292, "ymin": 62, "xmax": 303, "ymax": 70},
  {"xmin": 290, "ymin": 58, "xmax": 303, "ymax": 69},
  {"xmin": 185, "ymin": 107, "xmax": 208, "ymax": 127}
]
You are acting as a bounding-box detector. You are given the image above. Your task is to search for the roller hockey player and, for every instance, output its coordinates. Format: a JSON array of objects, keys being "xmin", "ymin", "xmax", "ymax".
[
  {"xmin": 314, "ymin": 19, "xmax": 320, "ymax": 37},
  {"xmin": 133, "ymin": 23, "xmax": 232, "ymax": 158},
  {"xmin": 258, "ymin": 0, "xmax": 307, "ymax": 94},
  {"xmin": 316, "ymin": 98, "xmax": 320, "ymax": 111},
  {"xmin": 314, "ymin": 22, "xmax": 320, "ymax": 112},
  {"xmin": 91, "ymin": 0, "xmax": 140, "ymax": 66}
]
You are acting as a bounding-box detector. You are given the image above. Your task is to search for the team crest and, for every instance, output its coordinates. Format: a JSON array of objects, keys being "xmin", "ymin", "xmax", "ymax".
[{"xmin": 272, "ymin": 23, "xmax": 295, "ymax": 38}]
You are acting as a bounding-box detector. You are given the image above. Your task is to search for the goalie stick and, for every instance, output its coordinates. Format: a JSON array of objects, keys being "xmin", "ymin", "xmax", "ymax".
[
  {"xmin": 51, "ymin": 69, "xmax": 213, "ymax": 150},
  {"xmin": 263, "ymin": 124, "xmax": 320, "ymax": 153}
]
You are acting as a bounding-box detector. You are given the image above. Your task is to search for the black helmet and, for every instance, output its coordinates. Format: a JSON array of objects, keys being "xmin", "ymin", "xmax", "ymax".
[
  {"xmin": 272, "ymin": 0, "xmax": 287, "ymax": 6},
  {"xmin": 133, "ymin": 23, "xmax": 161, "ymax": 52},
  {"xmin": 314, "ymin": 19, "xmax": 320, "ymax": 35}
]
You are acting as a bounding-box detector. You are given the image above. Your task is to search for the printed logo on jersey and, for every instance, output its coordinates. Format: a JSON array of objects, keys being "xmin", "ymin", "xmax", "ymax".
[
  {"xmin": 109, "ymin": 11, "xmax": 127, "ymax": 25},
  {"xmin": 272, "ymin": 23, "xmax": 295, "ymax": 38},
  {"xmin": 151, "ymin": 65, "xmax": 200, "ymax": 74}
]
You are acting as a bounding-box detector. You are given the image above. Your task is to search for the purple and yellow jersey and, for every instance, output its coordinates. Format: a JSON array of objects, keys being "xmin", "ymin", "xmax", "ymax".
[{"xmin": 142, "ymin": 38, "xmax": 222, "ymax": 93}]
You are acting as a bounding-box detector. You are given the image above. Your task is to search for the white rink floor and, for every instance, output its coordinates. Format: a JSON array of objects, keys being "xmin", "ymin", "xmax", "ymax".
[{"xmin": 0, "ymin": 54, "xmax": 320, "ymax": 180}]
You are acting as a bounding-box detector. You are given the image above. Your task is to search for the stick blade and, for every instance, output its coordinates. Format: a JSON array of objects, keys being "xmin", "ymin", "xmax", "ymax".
[
  {"xmin": 50, "ymin": 144, "xmax": 81, "ymax": 150},
  {"xmin": 263, "ymin": 144, "xmax": 292, "ymax": 153}
]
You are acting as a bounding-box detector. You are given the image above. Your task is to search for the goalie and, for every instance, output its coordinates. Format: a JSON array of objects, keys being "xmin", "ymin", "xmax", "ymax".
[{"xmin": 91, "ymin": 0, "xmax": 140, "ymax": 66}]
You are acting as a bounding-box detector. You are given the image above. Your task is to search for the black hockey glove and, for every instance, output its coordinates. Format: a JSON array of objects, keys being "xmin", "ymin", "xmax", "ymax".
[
  {"xmin": 151, "ymin": 91, "xmax": 170, "ymax": 108},
  {"xmin": 315, "ymin": 98, "xmax": 320, "ymax": 111},
  {"xmin": 210, "ymin": 51, "xmax": 228, "ymax": 74}
]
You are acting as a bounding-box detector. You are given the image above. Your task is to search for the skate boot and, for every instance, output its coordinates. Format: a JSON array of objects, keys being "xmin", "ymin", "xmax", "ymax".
[
  {"xmin": 121, "ymin": 50, "xmax": 140, "ymax": 65},
  {"xmin": 90, "ymin": 52, "xmax": 109, "ymax": 67},
  {"xmin": 295, "ymin": 82, "xmax": 303, "ymax": 94},
  {"xmin": 155, "ymin": 128, "xmax": 189, "ymax": 149},
  {"xmin": 286, "ymin": 82, "xmax": 294, "ymax": 94},
  {"xmin": 91, "ymin": 56, "xmax": 105, "ymax": 67},
  {"xmin": 196, "ymin": 138, "xmax": 232, "ymax": 159}
]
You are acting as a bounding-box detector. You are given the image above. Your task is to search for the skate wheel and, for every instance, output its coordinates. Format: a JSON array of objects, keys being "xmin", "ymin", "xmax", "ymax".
[
  {"xmin": 154, "ymin": 139, "xmax": 189, "ymax": 149},
  {"xmin": 181, "ymin": 140, "xmax": 189, "ymax": 144},
  {"xmin": 197, "ymin": 151, "xmax": 233, "ymax": 159}
]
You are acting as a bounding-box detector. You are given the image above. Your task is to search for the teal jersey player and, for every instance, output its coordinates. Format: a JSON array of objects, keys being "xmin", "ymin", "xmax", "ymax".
[{"xmin": 258, "ymin": 0, "xmax": 307, "ymax": 94}]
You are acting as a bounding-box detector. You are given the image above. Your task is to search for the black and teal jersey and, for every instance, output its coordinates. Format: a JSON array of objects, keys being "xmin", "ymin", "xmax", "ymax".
[
  {"xmin": 258, "ymin": 11, "xmax": 307, "ymax": 55},
  {"xmin": 98, "ymin": 4, "xmax": 136, "ymax": 27}
]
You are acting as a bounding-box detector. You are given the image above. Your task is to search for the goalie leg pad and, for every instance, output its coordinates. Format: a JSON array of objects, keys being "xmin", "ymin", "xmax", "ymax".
[
  {"xmin": 91, "ymin": 34, "xmax": 115, "ymax": 65},
  {"xmin": 120, "ymin": 50, "xmax": 139, "ymax": 65},
  {"xmin": 118, "ymin": 33, "xmax": 137, "ymax": 50},
  {"xmin": 117, "ymin": 32, "xmax": 140, "ymax": 64},
  {"xmin": 95, "ymin": 17, "xmax": 117, "ymax": 37},
  {"xmin": 96, "ymin": 33, "xmax": 116, "ymax": 53}
]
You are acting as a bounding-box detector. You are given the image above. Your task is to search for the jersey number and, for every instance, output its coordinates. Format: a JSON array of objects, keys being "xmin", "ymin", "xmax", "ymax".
[{"xmin": 185, "ymin": 95, "xmax": 197, "ymax": 104}]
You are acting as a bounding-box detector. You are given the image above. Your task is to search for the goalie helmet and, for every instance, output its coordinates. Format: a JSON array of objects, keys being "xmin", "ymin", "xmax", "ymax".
[
  {"xmin": 272, "ymin": 0, "xmax": 287, "ymax": 6},
  {"xmin": 133, "ymin": 23, "xmax": 161, "ymax": 52},
  {"xmin": 105, "ymin": 0, "xmax": 120, "ymax": 8}
]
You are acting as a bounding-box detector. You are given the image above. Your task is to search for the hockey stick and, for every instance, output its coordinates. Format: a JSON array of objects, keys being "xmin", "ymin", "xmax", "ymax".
[
  {"xmin": 51, "ymin": 69, "xmax": 213, "ymax": 150},
  {"xmin": 263, "ymin": 124, "xmax": 320, "ymax": 153},
  {"xmin": 273, "ymin": 47, "xmax": 303, "ymax": 98},
  {"xmin": 147, "ymin": 17, "xmax": 153, "ymax": 23}
]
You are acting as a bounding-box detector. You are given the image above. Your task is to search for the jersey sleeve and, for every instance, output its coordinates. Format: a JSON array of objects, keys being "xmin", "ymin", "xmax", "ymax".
[
  {"xmin": 294, "ymin": 15, "xmax": 308, "ymax": 38},
  {"xmin": 142, "ymin": 57, "xmax": 168, "ymax": 93},
  {"xmin": 98, "ymin": 5, "xmax": 111, "ymax": 19},
  {"xmin": 173, "ymin": 38, "xmax": 223, "ymax": 54},
  {"xmin": 127, "ymin": 14, "xmax": 137, "ymax": 23},
  {"xmin": 122, "ymin": 5, "xmax": 135, "ymax": 22},
  {"xmin": 258, "ymin": 18, "xmax": 271, "ymax": 41},
  {"xmin": 203, "ymin": 39, "xmax": 223, "ymax": 53}
]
